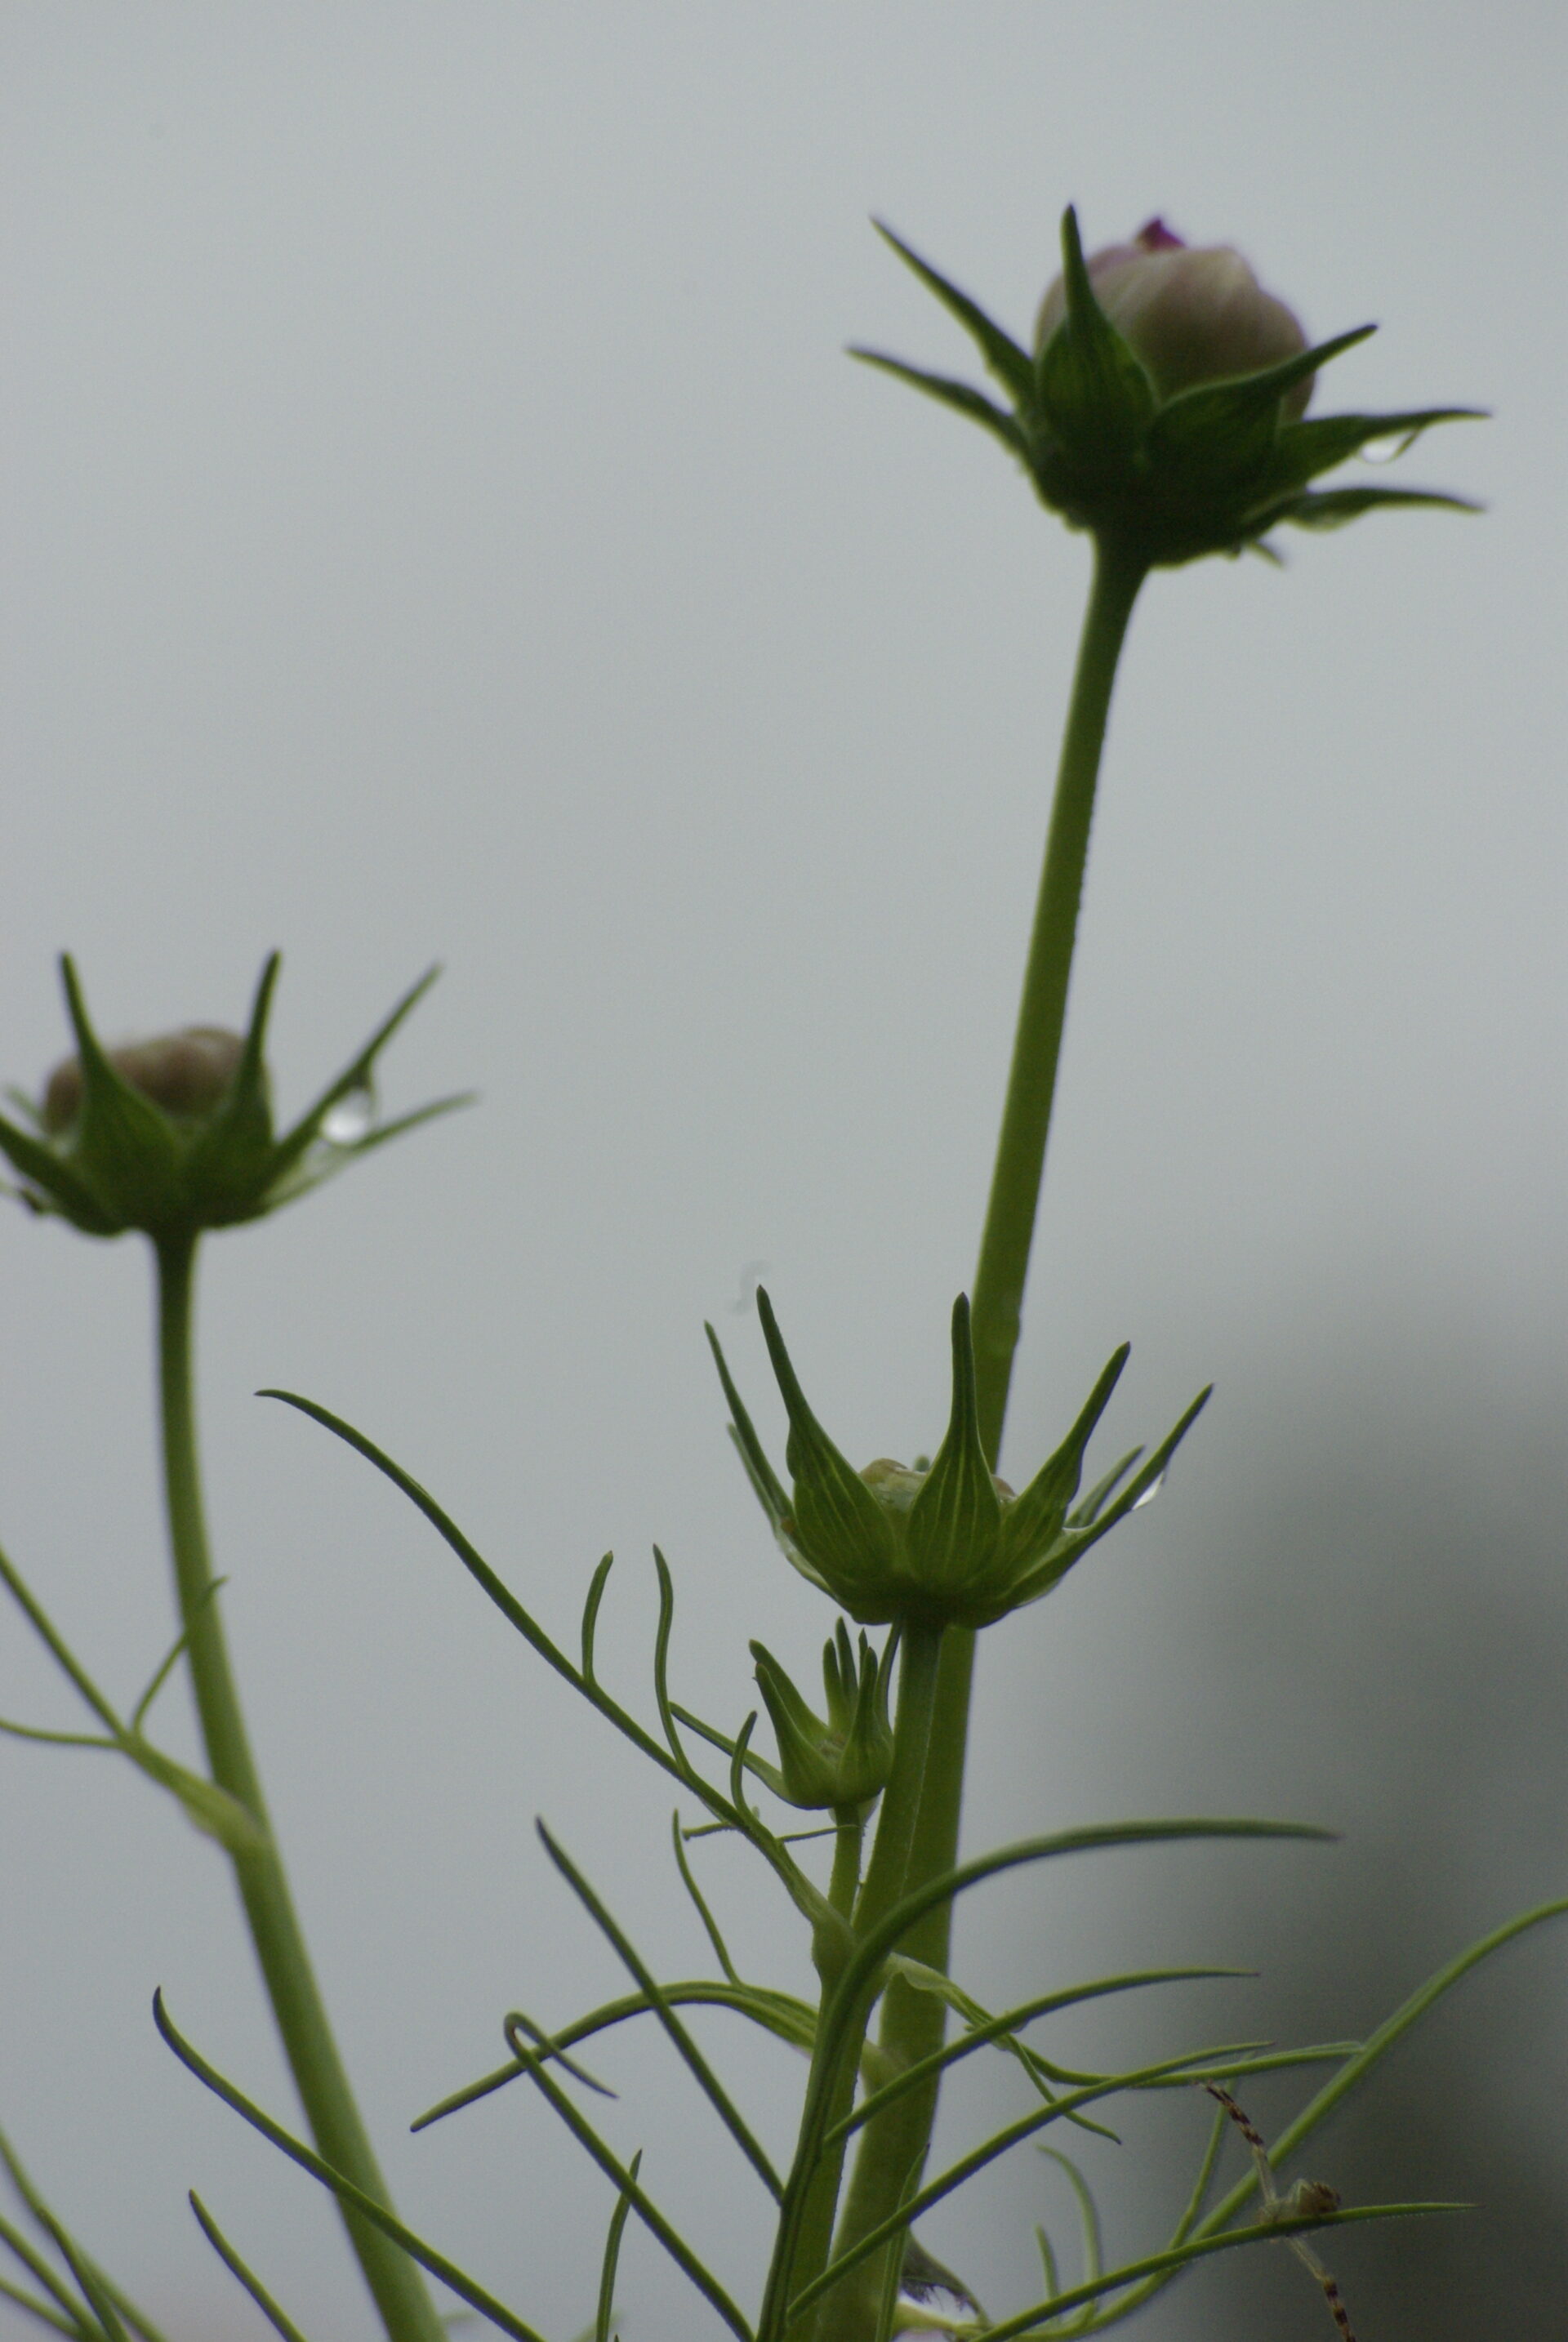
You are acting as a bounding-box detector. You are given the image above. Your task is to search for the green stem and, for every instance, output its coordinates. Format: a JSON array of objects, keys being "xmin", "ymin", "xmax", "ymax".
[
  {"xmin": 153, "ymin": 1233, "xmax": 446, "ymax": 2342},
  {"xmin": 764, "ymin": 1623, "xmax": 944, "ymax": 2342},
  {"xmin": 970, "ymin": 532, "xmax": 1148, "ymax": 1462},
  {"xmin": 818, "ymin": 537, "xmax": 1147, "ymax": 2340}
]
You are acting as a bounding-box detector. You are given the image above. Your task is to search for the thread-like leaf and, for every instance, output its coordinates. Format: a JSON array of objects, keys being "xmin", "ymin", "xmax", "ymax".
[
  {"xmin": 153, "ymin": 1994, "xmax": 551, "ymax": 2342},
  {"xmin": 593, "ymin": 2150, "xmax": 639, "ymax": 2342},
  {"xmin": 536, "ymin": 1821, "xmax": 783, "ymax": 2202},
  {"xmin": 188, "ymin": 2195, "xmax": 315, "ymax": 2342}
]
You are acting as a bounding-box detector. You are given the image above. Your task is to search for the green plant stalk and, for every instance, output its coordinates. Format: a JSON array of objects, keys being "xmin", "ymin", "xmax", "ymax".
[
  {"xmin": 154, "ymin": 1233, "xmax": 446, "ymax": 2342},
  {"xmin": 818, "ymin": 536, "xmax": 1148, "ymax": 2340},
  {"xmin": 765, "ymin": 1622, "xmax": 944, "ymax": 2342}
]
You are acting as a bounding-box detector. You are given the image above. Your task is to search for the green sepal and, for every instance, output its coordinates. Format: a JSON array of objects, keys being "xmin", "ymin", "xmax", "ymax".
[
  {"xmin": 1267, "ymin": 483, "xmax": 1483, "ymax": 532},
  {"xmin": 905, "ymin": 1296, "xmax": 1003, "ymax": 1600},
  {"xmin": 178, "ymin": 955, "xmax": 282, "ymax": 1219},
  {"xmin": 848, "ymin": 350, "xmax": 1026, "ymax": 460},
  {"xmin": 1005, "ymin": 1384, "xmax": 1212, "ymax": 1610},
  {"xmin": 756, "ymin": 1289, "xmax": 900, "ymax": 1603},
  {"xmin": 706, "ymin": 1320, "xmax": 789, "ymax": 1529},
  {"xmin": 1033, "ymin": 207, "xmax": 1156, "ymax": 460},
  {"xmin": 262, "ymin": 964, "xmax": 460, "ymax": 1202},
  {"xmin": 992, "ymin": 1343, "xmax": 1129, "ymax": 1580},
  {"xmin": 1, "ymin": 956, "xmax": 467, "ymax": 1240},
  {"xmin": 870, "ymin": 220, "xmax": 1036, "ymax": 405},
  {"xmin": 58, "ymin": 958, "xmax": 188, "ymax": 1230},
  {"xmin": 1263, "ymin": 405, "xmax": 1486, "ymax": 498},
  {"xmin": 1149, "ymin": 323, "xmax": 1374, "ymax": 459},
  {"xmin": 0, "ymin": 1104, "xmax": 121, "ymax": 1231}
]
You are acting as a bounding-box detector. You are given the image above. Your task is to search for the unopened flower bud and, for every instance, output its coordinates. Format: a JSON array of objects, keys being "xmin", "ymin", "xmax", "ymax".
[
  {"xmin": 853, "ymin": 206, "xmax": 1480, "ymax": 568},
  {"xmin": 1035, "ymin": 219, "xmax": 1312, "ymax": 416},
  {"xmin": 0, "ymin": 955, "xmax": 466, "ymax": 1241},
  {"xmin": 709, "ymin": 1293, "xmax": 1209, "ymax": 1631},
  {"xmin": 750, "ymin": 1621, "xmax": 895, "ymax": 1810},
  {"xmin": 42, "ymin": 1026, "xmax": 247, "ymax": 1135}
]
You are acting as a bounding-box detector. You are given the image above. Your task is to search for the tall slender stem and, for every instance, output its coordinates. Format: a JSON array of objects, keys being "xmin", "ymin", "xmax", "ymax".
[
  {"xmin": 817, "ymin": 536, "xmax": 1147, "ymax": 2339},
  {"xmin": 764, "ymin": 1622, "xmax": 944, "ymax": 2342},
  {"xmin": 154, "ymin": 1232, "xmax": 446, "ymax": 2342}
]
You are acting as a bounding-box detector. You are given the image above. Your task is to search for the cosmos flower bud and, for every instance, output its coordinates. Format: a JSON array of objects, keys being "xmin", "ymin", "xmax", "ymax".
[
  {"xmin": 1034, "ymin": 219, "xmax": 1312, "ymax": 416},
  {"xmin": 42, "ymin": 1026, "xmax": 247, "ymax": 1135},
  {"xmin": 0, "ymin": 955, "xmax": 466, "ymax": 1241},
  {"xmin": 853, "ymin": 205, "xmax": 1480, "ymax": 568},
  {"xmin": 708, "ymin": 1293, "xmax": 1209, "ymax": 1631},
  {"xmin": 750, "ymin": 1621, "xmax": 895, "ymax": 1810}
]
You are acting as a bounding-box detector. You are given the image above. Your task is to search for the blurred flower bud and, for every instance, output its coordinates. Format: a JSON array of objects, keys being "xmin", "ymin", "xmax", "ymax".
[
  {"xmin": 42, "ymin": 1026, "xmax": 247, "ymax": 1134},
  {"xmin": 853, "ymin": 207, "xmax": 1481, "ymax": 568},
  {"xmin": 750, "ymin": 1621, "xmax": 895, "ymax": 1810},
  {"xmin": 0, "ymin": 955, "xmax": 468, "ymax": 1241},
  {"xmin": 708, "ymin": 1293, "xmax": 1209, "ymax": 1631},
  {"xmin": 1034, "ymin": 219, "xmax": 1312, "ymax": 416}
]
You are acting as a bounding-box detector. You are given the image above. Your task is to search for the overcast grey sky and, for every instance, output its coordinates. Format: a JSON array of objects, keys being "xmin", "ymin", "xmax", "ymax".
[{"xmin": 2, "ymin": 7, "xmax": 1566, "ymax": 2338}]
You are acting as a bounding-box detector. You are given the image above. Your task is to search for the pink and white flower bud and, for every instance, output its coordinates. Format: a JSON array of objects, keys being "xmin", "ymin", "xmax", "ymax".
[
  {"xmin": 43, "ymin": 1026, "xmax": 247, "ymax": 1133},
  {"xmin": 1036, "ymin": 219, "xmax": 1312, "ymax": 416}
]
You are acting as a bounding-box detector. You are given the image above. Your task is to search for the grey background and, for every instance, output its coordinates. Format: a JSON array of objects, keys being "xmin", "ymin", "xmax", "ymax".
[{"xmin": 2, "ymin": 6, "xmax": 1565, "ymax": 2336}]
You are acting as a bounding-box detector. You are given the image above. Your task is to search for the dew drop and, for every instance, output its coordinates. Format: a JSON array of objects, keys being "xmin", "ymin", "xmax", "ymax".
[
  {"xmin": 1132, "ymin": 1472, "xmax": 1166, "ymax": 1512},
  {"xmin": 322, "ymin": 1089, "xmax": 375, "ymax": 1145},
  {"xmin": 1358, "ymin": 432, "xmax": 1410, "ymax": 466}
]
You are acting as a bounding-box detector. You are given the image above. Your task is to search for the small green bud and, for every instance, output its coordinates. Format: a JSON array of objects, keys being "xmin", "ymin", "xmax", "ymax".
[
  {"xmin": 709, "ymin": 1293, "xmax": 1211, "ymax": 1631},
  {"xmin": 750, "ymin": 1621, "xmax": 895, "ymax": 1810},
  {"xmin": 853, "ymin": 207, "xmax": 1482, "ymax": 568},
  {"xmin": 0, "ymin": 955, "xmax": 469, "ymax": 1241}
]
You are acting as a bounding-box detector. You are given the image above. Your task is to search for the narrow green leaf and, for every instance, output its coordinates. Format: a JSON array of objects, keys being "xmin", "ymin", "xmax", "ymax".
[
  {"xmin": 831, "ymin": 1964, "xmax": 1247, "ymax": 2148},
  {"xmin": 670, "ymin": 1813, "xmax": 742, "ymax": 1984},
  {"xmin": 980, "ymin": 2202, "xmax": 1462, "ymax": 2340},
  {"xmin": 593, "ymin": 2150, "xmax": 639, "ymax": 2342},
  {"xmin": 1037, "ymin": 2144, "xmax": 1103, "ymax": 2317},
  {"xmin": 188, "ymin": 2194, "xmax": 316, "ymax": 2342},
  {"xmin": 130, "ymin": 1580, "xmax": 226, "ymax": 1731},
  {"xmin": 0, "ymin": 2208, "xmax": 95, "ymax": 2341},
  {"xmin": 580, "ymin": 1554, "xmax": 616, "ymax": 1686},
  {"xmin": 0, "ymin": 2272, "xmax": 87, "ymax": 2339},
  {"xmin": 669, "ymin": 1701, "xmax": 785, "ymax": 1795},
  {"xmin": 536, "ymin": 1820, "xmax": 784, "ymax": 2202},
  {"xmin": 869, "ymin": 221, "xmax": 1035, "ymax": 402},
  {"xmin": 413, "ymin": 1979, "xmax": 820, "ymax": 2131},
  {"xmin": 153, "ymin": 1994, "xmax": 552, "ymax": 2342},
  {"xmin": 501, "ymin": 2017, "xmax": 755, "ymax": 2342},
  {"xmin": 34, "ymin": 2220, "xmax": 128, "ymax": 2342}
]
